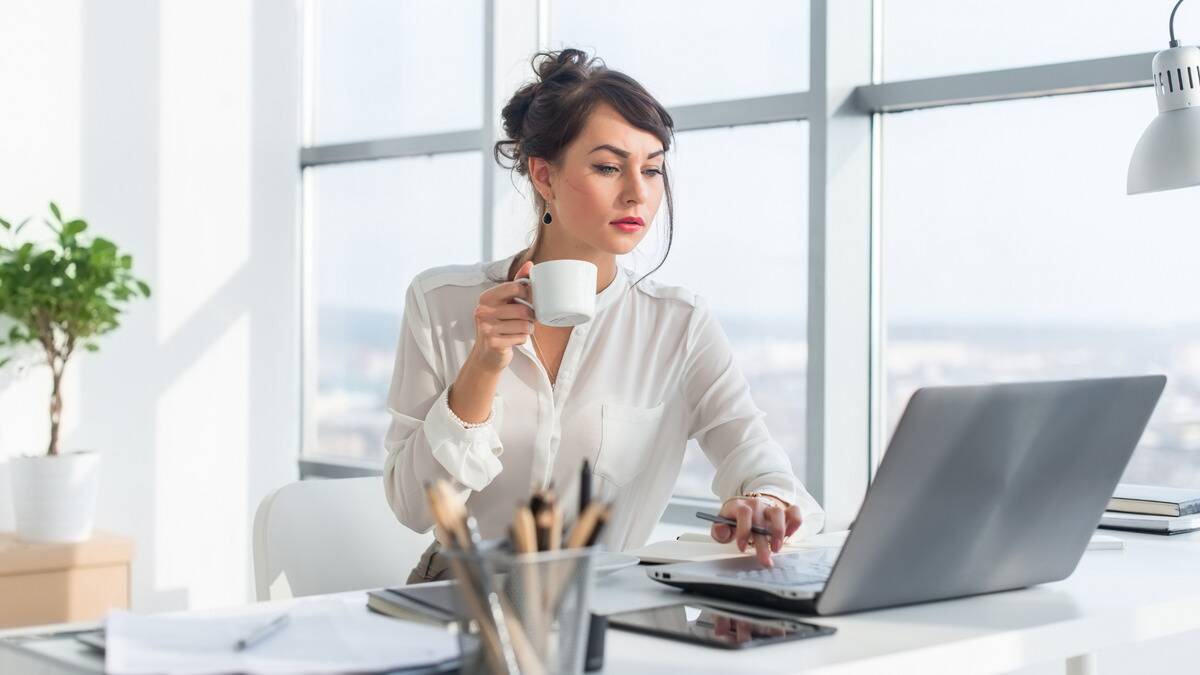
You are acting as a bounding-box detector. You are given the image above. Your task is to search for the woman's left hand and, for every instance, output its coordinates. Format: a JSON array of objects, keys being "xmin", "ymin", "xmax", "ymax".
[{"xmin": 709, "ymin": 496, "xmax": 803, "ymax": 567}]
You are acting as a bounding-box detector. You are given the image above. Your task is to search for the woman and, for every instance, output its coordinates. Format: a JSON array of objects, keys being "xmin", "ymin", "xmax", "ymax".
[{"xmin": 384, "ymin": 49, "xmax": 824, "ymax": 584}]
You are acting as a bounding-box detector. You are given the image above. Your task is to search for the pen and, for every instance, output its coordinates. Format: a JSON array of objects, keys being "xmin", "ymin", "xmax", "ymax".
[
  {"xmin": 234, "ymin": 612, "xmax": 290, "ymax": 651},
  {"xmin": 695, "ymin": 511, "xmax": 773, "ymax": 537},
  {"xmin": 579, "ymin": 459, "xmax": 591, "ymax": 516}
]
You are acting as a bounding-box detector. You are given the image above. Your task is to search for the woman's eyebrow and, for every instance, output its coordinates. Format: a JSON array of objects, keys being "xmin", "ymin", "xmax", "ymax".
[{"xmin": 589, "ymin": 143, "xmax": 665, "ymax": 159}]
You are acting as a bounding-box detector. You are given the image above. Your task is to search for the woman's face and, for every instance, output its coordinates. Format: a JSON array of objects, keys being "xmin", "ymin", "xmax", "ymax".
[{"xmin": 531, "ymin": 103, "xmax": 666, "ymax": 258}]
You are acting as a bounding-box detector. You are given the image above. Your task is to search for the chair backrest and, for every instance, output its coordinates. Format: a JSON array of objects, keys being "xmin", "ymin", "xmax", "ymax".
[{"xmin": 252, "ymin": 477, "xmax": 433, "ymax": 601}]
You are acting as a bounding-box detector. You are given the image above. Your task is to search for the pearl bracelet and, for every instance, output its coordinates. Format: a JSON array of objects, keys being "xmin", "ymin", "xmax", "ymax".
[
  {"xmin": 444, "ymin": 388, "xmax": 493, "ymax": 429},
  {"xmin": 723, "ymin": 492, "xmax": 790, "ymax": 511}
]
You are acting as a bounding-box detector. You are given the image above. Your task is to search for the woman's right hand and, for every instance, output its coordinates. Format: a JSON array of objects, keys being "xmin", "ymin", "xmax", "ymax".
[{"xmin": 467, "ymin": 260, "xmax": 536, "ymax": 373}]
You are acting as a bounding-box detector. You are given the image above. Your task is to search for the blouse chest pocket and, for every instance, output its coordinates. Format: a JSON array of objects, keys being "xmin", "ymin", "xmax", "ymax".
[{"xmin": 595, "ymin": 401, "xmax": 666, "ymax": 487}]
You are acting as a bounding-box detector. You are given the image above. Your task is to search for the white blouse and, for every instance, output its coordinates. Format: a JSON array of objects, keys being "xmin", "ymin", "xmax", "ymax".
[{"xmin": 383, "ymin": 254, "xmax": 825, "ymax": 552}]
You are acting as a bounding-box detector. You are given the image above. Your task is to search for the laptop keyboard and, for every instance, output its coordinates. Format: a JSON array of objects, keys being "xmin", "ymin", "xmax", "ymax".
[{"xmin": 716, "ymin": 557, "xmax": 833, "ymax": 587}]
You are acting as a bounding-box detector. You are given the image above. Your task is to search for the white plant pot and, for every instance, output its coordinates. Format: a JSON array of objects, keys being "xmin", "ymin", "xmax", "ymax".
[{"xmin": 10, "ymin": 451, "xmax": 101, "ymax": 543}]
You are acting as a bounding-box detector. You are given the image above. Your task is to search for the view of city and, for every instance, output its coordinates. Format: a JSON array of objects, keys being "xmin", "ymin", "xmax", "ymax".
[{"xmin": 317, "ymin": 304, "xmax": 1200, "ymax": 497}]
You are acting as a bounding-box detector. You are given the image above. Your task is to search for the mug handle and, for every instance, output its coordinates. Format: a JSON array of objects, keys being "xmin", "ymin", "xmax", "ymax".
[{"xmin": 512, "ymin": 278, "xmax": 535, "ymax": 315}]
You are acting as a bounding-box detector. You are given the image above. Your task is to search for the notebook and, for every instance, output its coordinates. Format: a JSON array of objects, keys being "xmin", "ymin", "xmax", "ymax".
[
  {"xmin": 366, "ymin": 583, "xmax": 458, "ymax": 627},
  {"xmin": 1098, "ymin": 510, "xmax": 1200, "ymax": 534},
  {"xmin": 1108, "ymin": 483, "xmax": 1200, "ymax": 517}
]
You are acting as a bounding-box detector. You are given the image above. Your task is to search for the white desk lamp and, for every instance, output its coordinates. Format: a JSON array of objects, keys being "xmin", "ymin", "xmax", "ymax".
[{"xmin": 1129, "ymin": 0, "xmax": 1200, "ymax": 194}]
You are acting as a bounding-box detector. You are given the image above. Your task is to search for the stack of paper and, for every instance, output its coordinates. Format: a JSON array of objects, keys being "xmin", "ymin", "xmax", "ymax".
[{"xmin": 105, "ymin": 598, "xmax": 457, "ymax": 675}]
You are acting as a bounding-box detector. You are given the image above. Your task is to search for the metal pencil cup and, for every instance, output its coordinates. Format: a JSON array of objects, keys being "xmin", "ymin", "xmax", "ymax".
[{"xmin": 444, "ymin": 545, "xmax": 597, "ymax": 675}]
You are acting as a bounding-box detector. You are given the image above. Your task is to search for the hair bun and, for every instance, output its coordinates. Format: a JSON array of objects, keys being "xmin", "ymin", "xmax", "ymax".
[
  {"xmin": 497, "ymin": 49, "xmax": 604, "ymax": 171},
  {"xmin": 533, "ymin": 48, "xmax": 598, "ymax": 86}
]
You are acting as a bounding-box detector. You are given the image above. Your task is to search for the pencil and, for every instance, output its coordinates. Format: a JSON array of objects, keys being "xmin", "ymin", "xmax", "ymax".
[
  {"xmin": 548, "ymin": 502, "xmax": 563, "ymax": 551},
  {"xmin": 566, "ymin": 502, "xmax": 608, "ymax": 549},
  {"xmin": 512, "ymin": 506, "xmax": 538, "ymax": 554}
]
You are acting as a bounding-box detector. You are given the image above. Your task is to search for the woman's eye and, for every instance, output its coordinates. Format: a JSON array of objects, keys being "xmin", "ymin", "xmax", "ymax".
[
  {"xmin": 595, "ymin": 165, "xmax": 619, "ymax": 175},
  {"xmin": 644, "ymin": 168, "xmax": 663, "ymax": 177}
]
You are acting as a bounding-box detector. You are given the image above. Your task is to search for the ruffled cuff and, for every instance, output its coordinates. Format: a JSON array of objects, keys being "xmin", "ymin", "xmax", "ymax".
[{"xmin": 423, "ymin": 388, "xmax": 505, "ymax": 491}]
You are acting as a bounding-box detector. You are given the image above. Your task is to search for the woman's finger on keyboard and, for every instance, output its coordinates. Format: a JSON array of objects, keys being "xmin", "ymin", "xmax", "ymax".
[
  {"xmin": 765, "ymin": 506, "xmax": 786, "ymax": 553},
  {"xmin": 753, "ymin": 532, "xmax": 774, "ymax": 567}
]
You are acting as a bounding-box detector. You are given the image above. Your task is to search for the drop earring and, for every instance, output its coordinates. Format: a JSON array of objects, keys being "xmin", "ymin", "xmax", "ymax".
[{"xmin": 542, "ymin": 206, "xmax": 553, "ymax": 225}]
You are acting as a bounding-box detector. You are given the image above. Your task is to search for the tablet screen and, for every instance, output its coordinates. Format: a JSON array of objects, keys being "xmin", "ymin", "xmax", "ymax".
[{"xmin": 608, "ymin": 603, "xmax": 834, "ymax": 648}]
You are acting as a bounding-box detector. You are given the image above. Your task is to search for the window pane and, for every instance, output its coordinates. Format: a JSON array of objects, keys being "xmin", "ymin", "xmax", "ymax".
[
  {"xmin": 883, "ymin": 0, "xmax": 1182, "ymax": 81},
  {"xmin": 882, "ymin": 88, "xmax": 1200, "ymax": 487},
  {"xmin": 309, "ymin": 153, "xmax": 482, "ymax": 461},
  {"xmin": 550, "ymin": 1, "xmax": 809, "ymax": 107},
  {"xmin": 310, "ymin": 0, "xmax": 482, "ymax": 144},
  {"xmin": 640, "ymin": 121, "xmax": 808, "ymax": 497}
]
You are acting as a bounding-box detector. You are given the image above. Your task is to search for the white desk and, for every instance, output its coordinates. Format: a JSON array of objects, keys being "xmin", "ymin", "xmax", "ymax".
[{"xmin": 4, "ymin": 530, "xmax": 1200, "ymax": 674}]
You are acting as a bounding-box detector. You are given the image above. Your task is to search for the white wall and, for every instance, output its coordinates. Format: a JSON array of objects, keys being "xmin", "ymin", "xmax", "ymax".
[{"xmin": 0, "ymin": 0, "xmax": 300, "ymax": 612}]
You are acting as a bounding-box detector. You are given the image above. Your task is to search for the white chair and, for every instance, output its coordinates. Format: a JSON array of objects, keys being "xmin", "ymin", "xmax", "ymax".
[{"xmin": 252, "ymin": 476, "xmax": 433, "ymax": 601}]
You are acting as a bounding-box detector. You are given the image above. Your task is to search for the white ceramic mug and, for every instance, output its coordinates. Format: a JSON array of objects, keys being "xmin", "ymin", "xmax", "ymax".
[{"xmin": 513, "ymin": 260, "xmax": 598, "ymax": 327}]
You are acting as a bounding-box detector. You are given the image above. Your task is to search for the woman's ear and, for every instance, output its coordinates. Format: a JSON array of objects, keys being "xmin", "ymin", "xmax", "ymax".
[{"xmin": 529, "ymin": 156, "xmax": 553, "ymax": 201}]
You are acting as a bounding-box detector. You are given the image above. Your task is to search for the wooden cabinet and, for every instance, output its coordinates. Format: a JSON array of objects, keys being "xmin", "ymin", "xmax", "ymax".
[{"xmin": 0, "ymin": 532, "xmax": 132, "ymax": 628}]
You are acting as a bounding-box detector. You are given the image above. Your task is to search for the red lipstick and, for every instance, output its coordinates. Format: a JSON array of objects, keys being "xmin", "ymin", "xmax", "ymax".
[{"xmin": 610, "ymin": 216, "xmax": 644, "ymax": 233}]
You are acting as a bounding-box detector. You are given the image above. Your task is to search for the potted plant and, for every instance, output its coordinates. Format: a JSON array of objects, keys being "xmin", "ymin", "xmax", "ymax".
[{"xmin": 0, "ymin": 203, "xmax": 149, "ymax": 543}]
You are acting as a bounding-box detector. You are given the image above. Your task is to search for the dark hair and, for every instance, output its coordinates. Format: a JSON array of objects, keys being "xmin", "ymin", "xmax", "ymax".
[{"xmin": 493, "ymin": 48, "xmax": 676, "ymax": 284}]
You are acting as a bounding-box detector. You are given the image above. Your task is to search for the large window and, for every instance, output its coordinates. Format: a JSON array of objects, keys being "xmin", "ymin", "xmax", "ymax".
[
  {"xmin": 880, "ymin": 78, "xmax": 1200, "ymax": 486},
  {"xmin": 309, "ymin": 0, "xmax": 482, "ymax": 143},
  {"xmin": 309, "ymin": 154, "xmax": 481, "ymax": 462},
  {"xmin": 302, "ymin": 0, "xmax": 484, "ymax": 465},
  {"xmin": 301, "ymin": 2, "xmax": 1197, "ymax": 522},
  {"xmin": 550, "ymin": 0, "xmax": 809, "ymax": 105},
  {"xmin": 881, "ymin": 0, "xmax": 1169, "ymax": 81}
]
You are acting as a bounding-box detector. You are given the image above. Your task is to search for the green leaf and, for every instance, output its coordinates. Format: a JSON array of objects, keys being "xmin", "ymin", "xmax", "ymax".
[
  {"xmin": 83, "ymin": 343, "xmax": 99, "ymax": 352},
  {"xmin": 0, "ymin": 217, "xmax": 9, "ymax": 230},
  {"xmin": 0, "ymin": 357, "xmax": 10, "ymax": 369},
  {"xmin": 49, "ymin": 202, "xmax": 62, "ymax": 222},
  {"xmin": 14, "ymin": 218, "xmax": 30, "ymax": 235},
  {"xmin": 0, "ymin": 205, "xmax": 147, "ymax": 367}
]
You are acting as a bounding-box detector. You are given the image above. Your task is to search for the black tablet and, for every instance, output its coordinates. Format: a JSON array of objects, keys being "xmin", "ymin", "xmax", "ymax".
[{"xmin": 607, "ymin": 602, "xmax": 834, "ymax": 649}]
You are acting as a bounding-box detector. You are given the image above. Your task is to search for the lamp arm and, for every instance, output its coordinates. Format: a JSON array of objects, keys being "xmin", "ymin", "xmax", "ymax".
[{"xmin": 1171, "ymin": 0, "xmax": 1186, "ymax": 47}]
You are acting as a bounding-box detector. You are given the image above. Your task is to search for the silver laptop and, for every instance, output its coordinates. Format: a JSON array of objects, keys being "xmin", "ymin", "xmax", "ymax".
[{"xmin": 649, "ymin": 375, "xmax": 1167, "ymax": 615}]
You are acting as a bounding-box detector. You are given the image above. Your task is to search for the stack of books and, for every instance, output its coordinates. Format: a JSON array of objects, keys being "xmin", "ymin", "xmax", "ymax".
[{"xmin": 1099, "ymin": 484, "xmax": 1200, "ymax": 534}]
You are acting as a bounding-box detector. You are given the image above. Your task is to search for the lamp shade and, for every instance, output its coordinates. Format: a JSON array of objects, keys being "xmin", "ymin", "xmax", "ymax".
[{"xmin": 1128, "ymin": 46, "xmax": 1200, "ymax": 194}]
